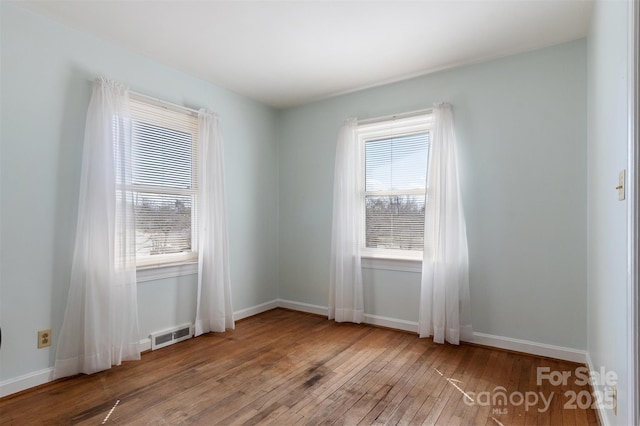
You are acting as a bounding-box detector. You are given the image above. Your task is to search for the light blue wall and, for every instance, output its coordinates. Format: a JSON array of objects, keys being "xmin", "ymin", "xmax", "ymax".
[
  {"xmin": 0, "ymin": 3, "xmax": 279, "ymax": 382},
  {"xmin": 1, "ymin": 0, "xmax": 599, "ymax": 396},
  {"xmin": 587, "ymin": 0, "xmax": 630, "ymax": 425},
  {"xmin": 278, "ymin": 40, "xmax": 588, "ymax": 349}
]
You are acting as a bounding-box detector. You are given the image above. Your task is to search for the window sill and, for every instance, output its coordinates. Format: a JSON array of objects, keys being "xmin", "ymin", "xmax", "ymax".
[
  {"xmin": 361, "ymin": 255, "xmax": 422, "ymax": 273},
  {"xmin": 136, "ymin": 262, "xmax": 198, "ymax": 283}
]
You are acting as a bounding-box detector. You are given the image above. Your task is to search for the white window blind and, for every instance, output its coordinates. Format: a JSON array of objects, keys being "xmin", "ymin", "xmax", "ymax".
[
  {"xmin": 128, "ymin": 97, "xmax": 199, "ymax": 267},
  {"xmin": 359, "ymin": 114, "xmax": 431, "ymax": 258}
]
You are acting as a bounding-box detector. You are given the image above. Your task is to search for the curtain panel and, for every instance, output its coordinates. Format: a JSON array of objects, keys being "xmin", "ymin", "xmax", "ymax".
[
  {"xmin": 329, "ymin": 118, "xmax": 364, "ymax": 323},
  {"xmin": 418, "ymin": 103, "xmax": 472, "ymax": 345},
  {"xmin": 54, "ymin": 78, "xmax": 140, "ymax": 378},
  {"xmin": 194, "ymin": 110, "xmax": 234, "ymax": 335}
]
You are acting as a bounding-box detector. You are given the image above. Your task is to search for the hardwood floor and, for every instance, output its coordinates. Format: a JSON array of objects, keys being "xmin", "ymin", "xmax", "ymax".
[{"xmin": 0, "ymin": 309, "xmax": 599, "ymax": 425}]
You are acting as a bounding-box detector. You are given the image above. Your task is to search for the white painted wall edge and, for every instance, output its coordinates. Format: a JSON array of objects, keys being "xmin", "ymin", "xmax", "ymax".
[
  {"xmin": 627, "ymin": 1, "xmax": 640, "ymax": 424},
  {"xmin": 586, "ymin": 353, "xmax": 610, "ymax": 426},
  {"xmin": 0, "ymin": 297, "xmax": 588, "ymax": 398}
]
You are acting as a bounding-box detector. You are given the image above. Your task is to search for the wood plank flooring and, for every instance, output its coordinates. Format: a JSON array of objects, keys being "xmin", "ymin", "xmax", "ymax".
[{"xmin": 0, "ymin": 309, "xmax": 599, "ymax": 425}]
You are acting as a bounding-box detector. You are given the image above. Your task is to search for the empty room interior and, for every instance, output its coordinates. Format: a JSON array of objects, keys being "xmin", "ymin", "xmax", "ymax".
[{"xmin": 1, "ymin": 0, "xmax": 638, "ymax": 425}]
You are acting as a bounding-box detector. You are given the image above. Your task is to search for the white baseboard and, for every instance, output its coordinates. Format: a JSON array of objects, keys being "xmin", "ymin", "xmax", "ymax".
[
  {"xmin": 363, "ymin": 313, "xmax": 418, "ymax": 333},
  {"xmin": 277, "ymin": 300, "xmax": 420, "ymax": 333},
  {"xmin": 139, "ymin": 338, "xmax": 152, "ymax": 353},
  {"xmin": 274, "ymin": 299, "xmax": 587, "ymax": 364},
  {"xmin": 2, "ymin": 338, "xmax": 158, "ymax": 397},
  {"xmin": 235, "ymin": 299, "xmax": 279, "ymax": 321},
  {"xmin": 277, "ymin": 301, "xmax": 420, "ymax": 333},
  {"xmin": 277, "ymin": 299, "xmax": 328, "ymax": 316},
  {"xmin": 469, "ymin": 332, "xmax": 587, "ymax": 364},
  {"xmin": 0, "ymin": 368, "xmax": 54, "ymax": 398},
  {"xmin": 0, "ymin": 298, "xmax": 589, "ymax": 399}
]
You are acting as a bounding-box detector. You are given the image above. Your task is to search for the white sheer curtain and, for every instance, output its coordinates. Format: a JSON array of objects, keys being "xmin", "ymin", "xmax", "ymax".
[
  {"xmin": 54, "ymin": 78, "xmax": 140, "ymax": 379},
  {"xmin": 418, "ymin": 103, "xmax": 472, "ymax": 345},
  {"xmin": 194, "ymin": 110, "xmax": 234, "ymax": 335},
  {"xmin": 329, "ymin": 118, "xmax": 364, "ymax": 323}
]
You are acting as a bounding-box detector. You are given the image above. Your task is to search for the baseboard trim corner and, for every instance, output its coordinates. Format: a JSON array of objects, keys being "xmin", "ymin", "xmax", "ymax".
[
  {"xmin": 277, "ymin": 299, "xmax": 328, "ymax": 316},
  {"xmin": 235, "ymin": 299, "xmax": 279, "ymax": 321},
  {"xmin": 363, "ymin": 313, "xmax": 418, "ymax": 333}
]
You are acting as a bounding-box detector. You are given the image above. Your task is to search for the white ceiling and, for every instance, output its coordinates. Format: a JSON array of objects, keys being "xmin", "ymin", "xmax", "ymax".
[{"xmin": 17, "ymin": 0, "xmax": 593, "ymax": 109}]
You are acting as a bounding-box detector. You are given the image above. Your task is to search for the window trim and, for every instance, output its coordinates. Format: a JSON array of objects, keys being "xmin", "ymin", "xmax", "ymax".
[
  {"xmin": 361, "ymin": 256, "xmax": 422, "ymax": 273},
  {"xmin": 358, "ymin": 112, "xmax": 433, "ymax": 261},
  {"xmin": 128, "ymin": 94, "xmax": 200, "ymax": 270},
  {"xmin": 136, "ymin": 261, "xmax": 198, "ymax": 283}
]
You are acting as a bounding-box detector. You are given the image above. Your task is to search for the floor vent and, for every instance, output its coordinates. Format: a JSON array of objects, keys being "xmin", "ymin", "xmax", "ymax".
[{"xmin": 150, "ymin": 323, "xmax": 194, "ymax": 350}]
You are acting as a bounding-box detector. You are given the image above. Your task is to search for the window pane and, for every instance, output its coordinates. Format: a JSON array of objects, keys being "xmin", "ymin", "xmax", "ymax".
[
  {"xmin": 365, "ymin": 195, "xmax": 425, "ymax": 251},
  {"xmin": 365, "ymin": 133, "xmax": 429, "ymax": 192},
  {"xmin": 134, "ymin": 192, "xmax": 193, "ymax": 257},
  {"xmin": 132, "ymin": 121, "xmax": 193, "ymax": 189}
]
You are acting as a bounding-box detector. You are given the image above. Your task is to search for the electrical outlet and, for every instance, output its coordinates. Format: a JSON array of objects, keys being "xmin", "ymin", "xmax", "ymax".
[{"xmin": 38, "ymin": 329, "xmax": 51, "ymax": 348}]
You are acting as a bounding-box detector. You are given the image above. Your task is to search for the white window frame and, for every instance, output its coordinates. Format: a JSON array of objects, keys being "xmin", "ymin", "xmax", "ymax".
[
  {"xmin": 128, "ymin": 94, "xmax": 200, "ymax": 270},
  {"xmin": 358, "ymin": 112, "xmax": 432, "ymax": 262}
]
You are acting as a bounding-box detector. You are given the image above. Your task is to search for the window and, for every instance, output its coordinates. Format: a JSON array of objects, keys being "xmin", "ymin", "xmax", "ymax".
[
  {"xmin": 128, "ymin": 96, "xmax": 199, "ymax": 268},
  {"xmin": 358, "ymin": 113, "xmax": 432, "ymax": 260}
]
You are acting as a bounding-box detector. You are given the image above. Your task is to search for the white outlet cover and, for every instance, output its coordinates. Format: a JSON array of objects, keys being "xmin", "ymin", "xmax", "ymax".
[{"xmin": 619, "ymin": 169, "xmax": 626, "ymax": 201}]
